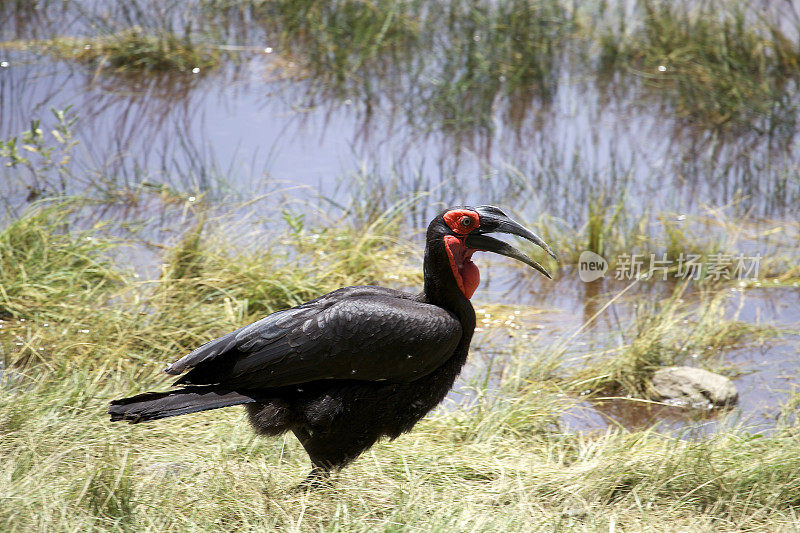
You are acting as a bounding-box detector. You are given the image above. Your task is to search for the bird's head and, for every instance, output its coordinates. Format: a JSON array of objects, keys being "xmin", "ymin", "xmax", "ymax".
[{"xmin": 427, "ymin": 205, "xmax": 557, "ymax": 299}]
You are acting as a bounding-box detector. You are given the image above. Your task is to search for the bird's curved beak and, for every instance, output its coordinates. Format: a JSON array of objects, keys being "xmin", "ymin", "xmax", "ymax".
[{"xmin": 464, "ymin": 206, "xmax": 557, "ymax": 279}]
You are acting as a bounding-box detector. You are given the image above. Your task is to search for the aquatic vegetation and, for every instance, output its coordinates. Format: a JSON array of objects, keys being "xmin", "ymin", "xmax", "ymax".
[
  {"xmin": 215, "ymin": 0, "xmax": 576, "ymax": 133},
  {"xmin": 420, "ymin": 0, "xmax": 576, "ymax": 134},
  {"xmin": 599, "ymin": 0, "xmax": 800, "ymax": 129},
  {"xmin": 516, "ymin": 190, "xmax": 799, "ymax": 287},
  {"xmin": 5, "ymin": 0, "xmax": 800, "ymax": 137},
  {"xmin": 569, "ymin": 285, "xmax": 778, "ymax": 397},
  {"xmin": 0, "ymin": 107, "xmax": 78, "ymax": 200},
  {"xmin": 87, "ymin": 29, "xmax": 220, "ymax": 72},
  {"xmin": 4, "ymin": 28, "xmax": 220, "ymax": 73},
  {"xmin": 258, "ymin": 0, "xmax": 423, "ymax": 84}
]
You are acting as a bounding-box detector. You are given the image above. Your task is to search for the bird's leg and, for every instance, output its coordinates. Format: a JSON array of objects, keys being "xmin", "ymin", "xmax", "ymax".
[
  {"xmin": 292, "ymin": 426, "xmax": 335, "ymax": 491},
  {"xmin": 294, "ymin": 464, "xmax": 332, "ymax": 492}
]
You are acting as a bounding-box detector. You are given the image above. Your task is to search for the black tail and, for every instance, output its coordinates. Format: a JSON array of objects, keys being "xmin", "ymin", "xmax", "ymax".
[{"xmin": 109, "ymin": 387, "xmax": 259, "ymax": 423}]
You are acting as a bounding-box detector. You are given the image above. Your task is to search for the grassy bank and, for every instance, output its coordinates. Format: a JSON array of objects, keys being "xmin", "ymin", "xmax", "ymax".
[
  {"xmin": 3, "ymin": 356, "xmax": 800, "ymax": 531},
  {"xmin": 1, "ymin": 200, "xmax": 798, "ymax": 530}
]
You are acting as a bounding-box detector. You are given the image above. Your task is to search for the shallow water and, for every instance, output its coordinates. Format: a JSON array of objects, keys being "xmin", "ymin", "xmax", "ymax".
[
  {"xmin": 1, "ymin": 0, "xmax": 799, "ymax": 434},
  {"xmin": 555, "ymin": 286, "xmax": 800, "ymax": 434},
  {"xmin": 456, "ymin": 268, "xmax": 800, "ymax": 434},
  {"xmin": 3, "ymin": 8, "xmax": 800, "ymax": 220}
]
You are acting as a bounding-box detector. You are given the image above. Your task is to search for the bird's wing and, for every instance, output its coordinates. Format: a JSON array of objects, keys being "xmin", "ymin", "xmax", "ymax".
[{"xmin": 165, "ymin": 286, "xmax": 463, "ymax": 388}]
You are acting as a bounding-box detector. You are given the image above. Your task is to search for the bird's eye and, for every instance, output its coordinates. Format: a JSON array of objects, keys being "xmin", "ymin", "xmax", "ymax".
[{"xmin": 460, "ymin": 216, "xmax": 473, "ymax": 227}]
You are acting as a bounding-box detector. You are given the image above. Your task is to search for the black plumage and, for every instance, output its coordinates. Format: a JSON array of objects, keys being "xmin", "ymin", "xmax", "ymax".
[{"xmin": 109, "ymin": 205, "xmax": 555, "ymax": 484}]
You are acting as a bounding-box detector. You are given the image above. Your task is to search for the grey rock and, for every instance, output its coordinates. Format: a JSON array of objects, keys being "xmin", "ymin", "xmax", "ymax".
[{"xmin": 650, "ymin": 366, "xmax": 738, "ymax": 408}]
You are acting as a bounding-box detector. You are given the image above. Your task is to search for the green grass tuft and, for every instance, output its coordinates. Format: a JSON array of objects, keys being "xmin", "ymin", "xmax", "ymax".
[{"xmin": 0, "ymin": 201, "xmax": 121, "ymax": 322}]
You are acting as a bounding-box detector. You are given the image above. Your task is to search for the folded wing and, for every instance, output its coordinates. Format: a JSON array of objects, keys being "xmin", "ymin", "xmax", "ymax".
[{"xmin": 165, "ymin": 286, "xmax": 462, "ymax": 389}]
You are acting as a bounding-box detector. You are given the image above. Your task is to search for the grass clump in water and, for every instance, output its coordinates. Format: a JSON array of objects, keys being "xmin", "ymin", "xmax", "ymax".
[
  {"xmin": 90, "ymin": 28, "xmax": 219, "ymax": 72},
  {"xmin": 6, "ymin": 28, "xmax": 220, "ymax": 73},
  {"xmin": 600, "ymin": 0, "xmax": 800, "ymax": 129},
  {"xmin": 425, "ymin": 0, "xmax": 575, "ymax": 133},
  {"xmin": 245, "ymin": 0, "xmax": 423, "ymax": 92},
  {"xmin": 570, "ymin": 284, "xmax": 776, "ymax": 398}
]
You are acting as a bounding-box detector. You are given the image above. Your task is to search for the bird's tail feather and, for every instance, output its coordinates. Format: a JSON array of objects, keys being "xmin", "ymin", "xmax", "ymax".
[{"xmin": 109, "ymin": 387, "xmax": 258, "ymax": 423}]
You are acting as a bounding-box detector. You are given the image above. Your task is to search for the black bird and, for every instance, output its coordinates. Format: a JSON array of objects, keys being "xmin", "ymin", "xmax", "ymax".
[{"xmin": 109, "ymin": 205, "xmax": 555, "ymax": 485}]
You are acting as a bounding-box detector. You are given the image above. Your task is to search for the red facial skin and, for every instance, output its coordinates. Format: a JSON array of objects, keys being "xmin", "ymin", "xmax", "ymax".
[
  {"xmin": 442, "ymin": 209, "xmax": 481, "ymax": 298},
  {"xmin": 443, "ymin": 209, "xmax": 480, "ymax": 235}
]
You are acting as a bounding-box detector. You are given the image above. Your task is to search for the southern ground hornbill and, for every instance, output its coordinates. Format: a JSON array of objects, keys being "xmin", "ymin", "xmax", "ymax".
[{"xmin": 109, "ymin": 205, "xmax": 556, "ymax": 485}]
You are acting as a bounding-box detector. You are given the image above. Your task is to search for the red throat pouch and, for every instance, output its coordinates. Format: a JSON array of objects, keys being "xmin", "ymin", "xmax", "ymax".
[{"xmin": 444, "ymin": 235, "xmax": 480, "ymax": 298}]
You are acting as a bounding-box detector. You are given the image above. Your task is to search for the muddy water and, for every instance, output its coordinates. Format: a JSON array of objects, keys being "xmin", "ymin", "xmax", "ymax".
[{"xmin": 1, "ymin": 1, "xmax": 799, "ymax": 433}]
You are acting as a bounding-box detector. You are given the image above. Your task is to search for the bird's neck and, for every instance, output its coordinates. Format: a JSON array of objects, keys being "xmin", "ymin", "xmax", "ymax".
[
  {"xmin": 419, "ymin": 237, "xmax": 478, "ymax": 390},
  {"xmin": 422, "ymin": 241, "xmax": 477, "ymax": 330}
]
